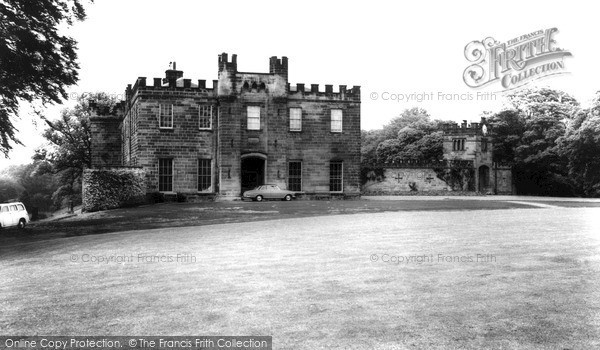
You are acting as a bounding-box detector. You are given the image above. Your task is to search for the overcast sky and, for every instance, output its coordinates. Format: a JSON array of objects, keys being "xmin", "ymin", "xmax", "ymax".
[{"xmin": 3, "ymin": 0, "xmax": 599, "ymax": 169}]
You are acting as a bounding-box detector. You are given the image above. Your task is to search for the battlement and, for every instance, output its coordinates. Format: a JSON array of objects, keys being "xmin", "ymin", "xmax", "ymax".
[
  {"xmin": 123, "ymin": 54, "xmax": 361, "ymax": 104},
  {"xmin": 382, "ymin": 159, "xmax": 474, "ymax": 169},
  {"xmin": 288, "ymin": 83, "xmax": 361, "ymax": 100},
  {"xmin": 218, "ymin": 52, "xmax": 237, "ymax": 73},
  {"xmin": 269, "ymin": 56, "xmax": 288, "ymax": 79},
  {"xmin": 442, "ymin": 118, "xmax": 488, "ymax": 136},
  {"xmin": 128, "ymin": 76, "xmax": 218, "ymax": 104}
]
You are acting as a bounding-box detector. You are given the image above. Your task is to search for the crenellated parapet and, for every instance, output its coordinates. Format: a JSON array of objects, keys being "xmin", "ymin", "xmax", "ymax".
[
  {"xmin": 442, "ymin": 117, "xmax": 489, "ymax": 136},
  {"xmin": 288, "ymin": 83, "xmax": 361, "ymax": 101},
  {"xmin": 131, "ymin": 76, "xmax": 217, "ymax": 94},
  {"xmin": 382, "ymin": 159, "xmax": 474, "ymax": 169}
]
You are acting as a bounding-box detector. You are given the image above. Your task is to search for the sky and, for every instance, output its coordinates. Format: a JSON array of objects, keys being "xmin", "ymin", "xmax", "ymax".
[{"xmin": 2, "ymin": 0, "xmax": 599, "ymax": 169}]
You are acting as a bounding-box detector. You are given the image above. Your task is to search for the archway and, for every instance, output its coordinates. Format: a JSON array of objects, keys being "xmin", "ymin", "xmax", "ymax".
[
  {"xmin": 478, "ymin": 165, "xmax": 490, "ymax": 192},
  {"xmin": 241, "ymin": 155, "xmax": 265, "ymax": 193}
]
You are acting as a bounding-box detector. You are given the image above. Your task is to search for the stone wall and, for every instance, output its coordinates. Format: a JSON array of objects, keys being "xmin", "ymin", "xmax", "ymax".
[
  {"xmin": 363, "ymin": 164, "xmax": 514, "ymax": 195},
  {"xmin": 492, "ymin": 167, "xmax": 513, "ymax": 194},
  {"xmin": 217, "ymin": 85, "xmax": 361, "ymax": 197},
  {"xmin": 363, "ymin": 168, "xmax": 451, "ymax": 194},
  {"xmin": 126, "ymin": 86, "xmax": 218, "ymax": 195},
  {"xmin": 90, "ymin": 115, "xmax": 122, "ymax": 167}
]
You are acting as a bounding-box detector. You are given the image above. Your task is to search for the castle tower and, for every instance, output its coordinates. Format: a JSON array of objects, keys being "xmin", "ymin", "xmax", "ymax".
[
  {"xmin": 269, "ymin": 56, "xmax": 288, "ymax": 81},
  {"xmin": 442, "ymin": 118, "xmax": 493, "ymax": 193},
  {"xmin": 217, "ymin": 53, "xmax": 237, "ymax": 96}
]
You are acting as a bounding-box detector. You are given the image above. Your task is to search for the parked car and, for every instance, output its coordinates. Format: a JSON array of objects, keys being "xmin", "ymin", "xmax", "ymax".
[
  {"xmin": 242, "ymin": 184, "xmax": 298, "ymax": 201},
  {"xmin": 0, "ymin": 202, "xmax": 30, "ymax": 229}
]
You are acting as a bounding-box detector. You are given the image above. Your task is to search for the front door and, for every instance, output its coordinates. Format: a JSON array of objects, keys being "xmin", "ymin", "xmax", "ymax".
[
  {"xmin": 241, "ymin": 157, "xmax": 265, "ymax": 194},
  {"xmin": 478, "ymin": 165, "xmax": 490, "ymax": 192}
]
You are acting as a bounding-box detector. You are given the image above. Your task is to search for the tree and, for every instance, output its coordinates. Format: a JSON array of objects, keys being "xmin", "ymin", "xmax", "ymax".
[
  {"xmin": 0, "ymin": 177, "xmax": 21, "ymax": 203},
  {"xmin": 0, "ymin": 0, "xmax": 90, "ymax": 157},
  {"xmin": 490, "ymin": 87, "xmax": 580, "ymax": 196},
  {"xmin": 487, "ymin": 110, "xmax": 525, "ymax": 164},
  {"xmin": 2, "ymin": 162, "xmax": 58, "ymax": 212},
  {"xmin": 381, "ymin": 107, "xmax": 431, "ymax": 140},
  {"xmin": 557, "ymin": 92, "xmax": 600, "ymax": 197},
  {"xmin": 374, "ymin": 108, "xmax": 448, "ymax": 164},
  {"xmin": 35, "ymin": 92, "xmax": 117, "ymax": 207},
  {"xmin": 361, "ymin": 129, "xmax": 385, "ymax": 165}
]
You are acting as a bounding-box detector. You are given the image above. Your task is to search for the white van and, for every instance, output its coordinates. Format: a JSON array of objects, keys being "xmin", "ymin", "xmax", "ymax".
[{"xmin": 0, "ymin": 202, "xmax": 30, "ymax": 229}]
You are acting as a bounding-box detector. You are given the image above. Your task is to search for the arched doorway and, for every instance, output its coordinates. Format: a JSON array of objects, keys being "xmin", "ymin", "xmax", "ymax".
[
  {"xmin": 478, "ymin": 165, "xmax": 490, "ymax": 192},
  {"xmin": 241, "ymin": 154, "xmax": 266, "ymax": 193}
]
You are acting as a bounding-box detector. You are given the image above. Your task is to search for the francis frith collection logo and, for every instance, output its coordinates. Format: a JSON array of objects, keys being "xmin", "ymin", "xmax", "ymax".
[{"xmin": 463, "ymin": 28, "xmax": 572, "ymax": 90}]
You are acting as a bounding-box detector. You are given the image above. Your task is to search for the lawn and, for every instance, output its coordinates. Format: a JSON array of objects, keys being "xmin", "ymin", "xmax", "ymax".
[{"xmin": 1, "ymin": 207, "xmax": 599, "ymax": 349}]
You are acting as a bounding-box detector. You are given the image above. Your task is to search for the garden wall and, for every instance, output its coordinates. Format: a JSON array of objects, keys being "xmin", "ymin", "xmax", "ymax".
[{"xmin": 362, "ymin": 167, "xmax": 452, "ymax": 195}]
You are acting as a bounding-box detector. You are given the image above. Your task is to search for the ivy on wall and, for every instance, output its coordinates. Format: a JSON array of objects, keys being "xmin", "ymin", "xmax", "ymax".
[
  {"xmin": 360, "ymin": 166, "xmax": 386, "ymax": 185},
  {"xmin": 82, "ymin": 168, "xmax": 146, "ymax": 212},
  {"xmin": 433, "ymin": 165, "xmax": 474, "ymax": 191}
]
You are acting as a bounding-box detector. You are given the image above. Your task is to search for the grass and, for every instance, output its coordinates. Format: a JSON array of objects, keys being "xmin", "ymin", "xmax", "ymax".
[
  {"xmin": 0, "ymin": 199, "xmax": 536, "ymax": 245},
  {"xmin": 1, "ymin": 206, "xmax": 599, "ymax": 349}
]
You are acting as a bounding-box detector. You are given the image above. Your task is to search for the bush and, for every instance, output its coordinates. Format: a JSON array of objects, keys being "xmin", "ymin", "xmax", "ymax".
[{"xmin": 82, "ymin": 168, "xmax": 146, "ymax": 212}]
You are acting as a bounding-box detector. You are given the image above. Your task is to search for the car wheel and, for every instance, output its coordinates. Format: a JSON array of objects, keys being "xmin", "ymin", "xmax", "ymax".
[
  {"xmin": 284, "ymin": 194, "xmax": 292, "ymax": 201},
  {"xmin": 255, "ymin": 195, "xmax": 263, "ymax": 202},
  {"xmin": 17, "ymin": 219, "xmax": 26, "ymax": 229}
]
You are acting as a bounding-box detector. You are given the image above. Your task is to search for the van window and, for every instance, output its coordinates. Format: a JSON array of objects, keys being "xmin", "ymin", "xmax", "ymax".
[
  {"xmin": 9, "ymin": 205, "xmax": 17, "ymax": 211},
  {"xmin": 0, "ymin": 206, "xmax": 8, "ymax": 212},
  {"xmin": 17, "ymin": 204, "xmax": 25, "ymax": 211}
]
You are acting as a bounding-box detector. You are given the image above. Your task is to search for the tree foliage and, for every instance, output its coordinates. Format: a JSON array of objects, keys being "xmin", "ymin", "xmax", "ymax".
[
  {"xmin": 1, "ymin": 162, "xmax": 58, "ymax": 212},
  {"xmin": 35, "ymin": 92, "xmax": 118, "ymax": 207},
  {"xmin": 373, "ymin": 108, "xmax": 447, "ymax": 164},
  {"xmin": 489, "ymin": 88, "xmax": 580, "ymax": 196},
  {"xmin": 557, "ymin": 92, "xmax": 600, "ymax": 197},
  {"xmin": 0, "ymin": 0, "xmax": 90, "ymax": 157}
]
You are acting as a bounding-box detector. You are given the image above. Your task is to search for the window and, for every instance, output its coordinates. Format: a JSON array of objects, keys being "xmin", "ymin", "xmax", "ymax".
[
  {"xmin": 247, "ymin": 106, "xmax": 260, "ymax": 130},
  {"xmin": 331, "ymin": 109, "xmax": 342, "ymax": 133},
  {"xmin": 199, "ymin": 105, "xmax": 213, "ymax": 130},
  {"xmin": 0, "ymin": 206, "xmax": 7, "ymax": 212},
  {"xmin": 452, "ymin": 138, "xmax": 466, "ymax": 151},
  {"xmin": 158, "ymin": 158, "xmax": 173, "ymax": 192},
  {"xmin": 17, "ymin": 204, "xmax": 24, "ymax": 211},
  {"xmin": 9, "ymin": 205, "xmax": 17, "ymax": 211},
  {"xmin": 159, "ymin": 104, "xmax": 173, "ymax": 129},
  {"xmin": 288, "ymin": 161, "xmax": 302, "ymax": 191},
  {"xmin": 198, "ymin": 159, "xmax": 212, "ymax": 192},
  {"xmin": 330, "ymin": 162, "xmax": 343, "ymax": 192},
  {"xmin": 289, "ymin": 108, "xmax": 302, "ymax": 131},
  {"xmin": 481, "ymin": 138, "xmax": 488, "ymax": 152}
]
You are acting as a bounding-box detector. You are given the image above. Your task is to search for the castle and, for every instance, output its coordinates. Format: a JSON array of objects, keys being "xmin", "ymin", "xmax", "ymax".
[{"xmin": 89, "ymin": 53, "xmax": 362, "ymax": 200}]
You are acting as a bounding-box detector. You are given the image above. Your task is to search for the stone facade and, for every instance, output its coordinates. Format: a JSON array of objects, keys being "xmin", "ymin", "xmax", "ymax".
[
  {"xmin": 363, "ymin": 166, "xmax": 451, "ymax": 194},
  {"xmin": 90, "ymin": 53, "xmax": 361, "ymax": 199},
  {"xmin": 442, "ymin": 119, "xmax": 513, "ymax": 194}
]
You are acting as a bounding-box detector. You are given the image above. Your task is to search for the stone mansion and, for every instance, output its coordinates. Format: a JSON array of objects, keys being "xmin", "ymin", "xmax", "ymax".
[{"xmin": 89, "ymin": 53, "xmax": 362, "ymax": 199}]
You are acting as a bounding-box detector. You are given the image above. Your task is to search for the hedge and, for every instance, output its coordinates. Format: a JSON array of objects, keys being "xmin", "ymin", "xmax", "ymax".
[{"xmin": 82, "ymin": 167, "xmax": 146, "ymax": 212}]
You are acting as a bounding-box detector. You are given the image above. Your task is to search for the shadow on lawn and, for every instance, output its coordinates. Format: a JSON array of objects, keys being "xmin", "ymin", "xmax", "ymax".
[{"xmin": 0, "ymin": 199, "xmax": 537, "ymax": 246}]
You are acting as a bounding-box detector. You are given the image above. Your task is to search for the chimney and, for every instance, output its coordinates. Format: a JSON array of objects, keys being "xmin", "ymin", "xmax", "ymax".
[{"xmin": 164, "ymin": 61, "xmax": 183, "ymax": 84}]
